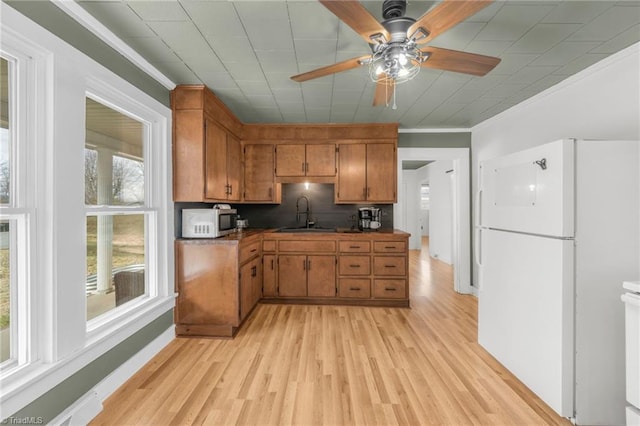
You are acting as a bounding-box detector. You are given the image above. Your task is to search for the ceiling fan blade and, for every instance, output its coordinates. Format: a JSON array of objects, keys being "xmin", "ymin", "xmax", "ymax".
[
  {"xmin": 291, "ymin": 55, "xmax": 371, "ymax": 82},
  {"xmin": 373, "ymin": 79, "xmax": 395, "ymax": 107},
  {"xmin": 319, "ymin": 0, "xmax": 390, "ymax": 44},
  {"xmin": 420, "ymin": 46, "xmax": 501, "ymax": 76},
  {"xmin": 408, "ymin": 0, "xmax": 493, "ymax": 45}
]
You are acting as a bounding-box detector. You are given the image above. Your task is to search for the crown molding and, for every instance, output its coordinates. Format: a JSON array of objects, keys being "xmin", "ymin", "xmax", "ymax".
[{"xmin": 51, "ymin": 0, "xmax": 176, "ymax": 90}]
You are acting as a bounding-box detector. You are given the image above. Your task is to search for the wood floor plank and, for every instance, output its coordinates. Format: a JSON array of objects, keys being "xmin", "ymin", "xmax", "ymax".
[{"xmin": 91, "ymin": 237, "xmax": 571, "ymax": 425}]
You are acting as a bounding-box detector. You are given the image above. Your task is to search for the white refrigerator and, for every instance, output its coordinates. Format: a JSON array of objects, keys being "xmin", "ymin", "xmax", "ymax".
[{"xmin": 476, "ymin": 139, "xmax": 639, "ymax": 425}]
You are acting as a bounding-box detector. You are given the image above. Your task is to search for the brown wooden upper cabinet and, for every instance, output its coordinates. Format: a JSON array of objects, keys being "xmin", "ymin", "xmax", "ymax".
[
  {"xmin": 275, "ymin": 144, "xmax": 336, "ymax": 177},
  {"xmin": 243, "ymin": 144, "xmax": 279, "ymax": 203},
  {"xmin": 336, "ymin": 143, "xmax": 397, "ymax": 203},
  {"xmin": 172, "ymin": 85, "xmax": 243, "ymax": 202},
  {"xmin": 205, "ymin": 120, "xmax": 241, "ymax": 202}
]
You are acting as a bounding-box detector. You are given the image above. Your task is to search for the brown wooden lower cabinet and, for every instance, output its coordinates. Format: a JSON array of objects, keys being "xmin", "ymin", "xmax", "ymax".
[
  {"xmin": 175, "ymin": 231, "xmax": 409, "ymax": 338},
  {"xmin": 175, "ymin": 234, "xmax": 262, "ymax": 338}
]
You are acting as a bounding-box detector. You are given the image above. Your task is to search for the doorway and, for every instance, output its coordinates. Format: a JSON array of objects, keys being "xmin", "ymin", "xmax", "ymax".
[{"xmin": 394, "ymin": 148, "xmax": 471, "ymax": 294}]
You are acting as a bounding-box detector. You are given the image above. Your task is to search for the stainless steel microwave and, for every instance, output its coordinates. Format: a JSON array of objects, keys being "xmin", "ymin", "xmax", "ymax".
[{"xmin": 182, "ymin": 207, "xmax": 237, "ymax": 238}]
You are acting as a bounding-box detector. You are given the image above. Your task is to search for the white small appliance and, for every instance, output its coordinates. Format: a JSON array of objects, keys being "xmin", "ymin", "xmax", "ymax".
[
  {"xmin": 622, "ymin": 281, "xmax": 640, "ymax": 425},
  {"xmin": 182, "ymin": 205, "xmax": 237, "ymax": 238},
  {"xmin": 476, "ymin": 139, "xmax": 639, "ymax": 424}
]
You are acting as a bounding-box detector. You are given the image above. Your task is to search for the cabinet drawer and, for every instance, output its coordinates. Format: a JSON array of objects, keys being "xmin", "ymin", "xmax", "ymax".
[
  {"xmin": 279, "ymin": 240, "xmax": 336, "ymax": 252},
  {"xmin": 373, "ymin": 256, "xmax": 406, "ymax": 276},
  {"xmin": 339, "ymin": 256, "xmax": 371, "ymax": 275},
  {"xmin": 339, "ymin": 279, "xmax": 371, "ymax": 298},
  {"xmin": 239, "ymin": 240, "xmax": 261, "ymax": 264},
  {"xmin": 373, "ymin": 241, "xmax": 406, "ymax": 253},
  {"xmin": 263, "ymin": 239, "xmax": 276, "ymax": 252},
  {"xmin": 339, "ymin": 241, "xmax": 371, "ymax": 253},
  {"xmin": 373, "ymin": 279, "xmax": 406, "ymax": 299}
]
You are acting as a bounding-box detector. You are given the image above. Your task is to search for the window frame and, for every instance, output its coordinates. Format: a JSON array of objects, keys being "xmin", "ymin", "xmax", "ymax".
[
  {"xmin": 83, "ymin": 84, "xmax": 164, "ymax": 338},
  {"xmin": 0, "ymin": 42, "xmax": 37, "ymax": 374}
]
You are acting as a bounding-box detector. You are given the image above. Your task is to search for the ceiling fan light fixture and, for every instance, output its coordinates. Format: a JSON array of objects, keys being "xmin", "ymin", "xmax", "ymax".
[{"xmin": 368, "ymin": 42, "xmax": 423, "ymax": 84}]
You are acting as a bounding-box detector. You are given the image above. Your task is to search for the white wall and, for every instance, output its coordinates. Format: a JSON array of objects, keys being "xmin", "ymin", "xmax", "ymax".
[
  {"xmin": 425, "ymin": 161, "xmax": 454, "ymax": 264},
  {"xmin": 471, "ymin": 42, "xmax": 640, "ymax": 285},
  {"xmin": 402, "ymin": 170, "xmax": 421, "ymax": 250}
]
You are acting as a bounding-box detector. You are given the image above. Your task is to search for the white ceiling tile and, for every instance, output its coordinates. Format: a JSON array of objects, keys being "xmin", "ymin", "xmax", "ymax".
[
  {"xmin": 568, "ymin": 5, "xmax": 640, "ymax": 41},
  {"xmin": 206, "ymin": 36, "xmax": 257, "ymax": 63},
  {"xmin": 304, "ymin": 108, "xmax": 332, "ymax": 122},
  {"xmin": 79, "ymin": 1, "xmax": 155, "ymax": 37},
  {"xmin": 524, "ymin": 74, "xmax": 568, "ymax": 93},
  {"xmin": 429, "ymin": 23, "xmax": 486, "ymax": 50},
  {"xmin": 504, "ymin": 66, "xmax": 558, "ymax": 85},
  {"xmin": 233, "ymin": 1, "xmax": 289, "ymax": 22},
  {"xmin": 127, "ymin": 1, "xmax": 190, "ymax": 21},
  {"xmin": 123, "ymin": 36, "xmax": 180, "ymax": 63},
  {"xmin": 507, "ymin": 24, "xmax": 582, "ymax": 54},
  {"xmin": 251, "ymin": 108, "xmax": 284, "ymax": 122},
  {"xmin": 288, "ymin": 2, "xmax": 338, "ymax": 40},
  {"xmin": 180, "ymin": 51, "xmax": 227, "ymax": 74},
  {"xmin": 244, "ymin": 19, "xmax": 294, "ymax": 51},
  {"xmin": 590, "ymin": 24, "xmax": 640, "ymax": 54},
  {"xmin": 531, "ymin": 41, "xmax": 601, "ymax": 66},
  {"xmin": 475, "ymin": 4, "xmax": 556, "ymax": 41},
  {"xmin": 331, "ymin": 90, "xmax": 364, "ymax": 105},
  {"xmin": 255, "ymin": 50, "xmax": 298, "ymax": 73},
  {"xmin": 272, "ymin": 88, "xmax": 303, "ymax": 103},
  {"xmin": 294, "ymin": 39, "xmax": 338, "ymax": 65},
  {"xmin": 152, "ymin": 61, "xmax": 201, "ymax": 83},
  {"xmin": 281, "ymin": 111, "xmax": 308, "ymax": 122},
  {"xmin": 237, "ymin": 80, "xmax": 272, "ymax": 95},
  {"xmin": 542, "ymin": 1, "xmax": 614, "ymax": 24},
  {"xmin": 464, "ymin": 40, "xmax": 513, "ymax": 57},
  {"xmin": 180, "ymin": 1, "xmax": 246, "ymax": 38},
  {"xmin": 302, "ymin": 86, "xmax": 332, "ymax": 107},
  {"xmin": 147, "ymin": 21, "xmax": 212, "ymax": 57},
  {"xmin": 554, "ymin": 53, "xmax": 610, "ymax": 75},
  {"xmin": 199, "ymin": 72, "xmax": 239, "ymax": 90},
  {"xmin": 246, "ymin": 95, "xmax": 278, "ymax": 109},
  {"xmin": 225, "ymin": 62, "xmax": 266, "ymax": 81},
  {"xmin": 276, "ymin": 103, "xmax": 306, "ymax": 114},
  {"xmin": 492, "ymin": 54, "xmax": 539, "ymax": 74},
  {"xmin": 265, "ymin": 72, "xmax": 301, "ymax": 90}
]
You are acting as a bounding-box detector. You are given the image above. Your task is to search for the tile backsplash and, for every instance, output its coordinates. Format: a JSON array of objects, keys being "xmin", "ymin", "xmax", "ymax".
[{"xmin": 174, "ymin": 183, "xmax": 393, "ymax": 237}]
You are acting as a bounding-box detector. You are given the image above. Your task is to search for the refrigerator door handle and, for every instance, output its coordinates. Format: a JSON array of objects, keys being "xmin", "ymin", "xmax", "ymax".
[
  {"xmin": 475, "ymin": 228, "xmax": 483, "ymax": 267},
  {"xmin": 474, "ymin": 189, "xmax": 483, "ymax": 267}
]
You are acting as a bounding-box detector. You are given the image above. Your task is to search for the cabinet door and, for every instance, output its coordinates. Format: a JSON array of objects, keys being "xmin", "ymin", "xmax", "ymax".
[
  {"xmin": 240, "ymin": 261, "xmax": 254, "ymax": 321},
  {"xmin": 278, "ymin": 255, "xmax": 307, "ymax": 297},
  {"xmin": 252, "ymin": 258, "xmax": 263, "ymax": 307},
  {"xmin": 336, "ymin": 144, "xmax": 367, "ymax": 202},
  {"xmin": 175, "ymin": 242, "xmax": 239, "ymax": 327},
  {"xmin": 244, "ymin": 144, "xmax": 275, "ymax": 202},
  {"xmin": 307, "ymin": 255, "xmax": 336, "ymax": 297},
  {"xmin": 306, "ymin": 144, "xmax": 336, "ymax": 176},
  {"xmin": 226, "ymin": 134, "xmax": 241, "ymax": 201},
  {"xmin": 204, "ymin": 120, "xmax": 229, "ymax": 201},
  {"xmin": 366, "ymin": 143, "xmax": 396, "ymax": 202},
  {"xmin": 276, "ymin": 144, "xmax": 306, "ymax": 177},
  {"xmin": 263, "ymin": 255, "xmax": 277, "ymax": 297}
]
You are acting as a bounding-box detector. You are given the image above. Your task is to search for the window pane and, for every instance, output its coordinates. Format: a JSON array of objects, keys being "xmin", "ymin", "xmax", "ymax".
[
  {"xmin": 85, "ymin": 98, "xmax": 144, "ymax": 206},
  {"xmin": 87, "ymin": 214, "xmax": 146, "ymax": 321},
  {"xmin": 0, "ymin": 220, "xmax": 10, "ymax": 363},
  {"xmin": 1, "ymin": 57, "xmax": 10, "ymax": 205}
]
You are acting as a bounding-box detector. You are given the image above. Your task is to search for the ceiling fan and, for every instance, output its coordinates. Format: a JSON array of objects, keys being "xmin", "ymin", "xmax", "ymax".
[{"xmin": 291, "ymin": 0, "xmax": 502, "ymax": 108}]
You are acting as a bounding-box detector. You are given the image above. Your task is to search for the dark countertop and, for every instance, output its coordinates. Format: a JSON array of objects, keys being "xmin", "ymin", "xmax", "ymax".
[{"xmin": 177, "ymin": 228, "xmax": 410, "ymax": 243}]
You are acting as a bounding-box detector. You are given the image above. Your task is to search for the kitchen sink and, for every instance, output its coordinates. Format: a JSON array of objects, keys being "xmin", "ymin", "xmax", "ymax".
[{"xmin": 275, "ymin": 227, "xmax": 336, "ymax": 233}]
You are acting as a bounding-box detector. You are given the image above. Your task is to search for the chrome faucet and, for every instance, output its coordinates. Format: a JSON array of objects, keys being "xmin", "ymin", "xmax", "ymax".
[{"xmin": 296, "ymin": 195, "xmax": 312, "ymax": 228}]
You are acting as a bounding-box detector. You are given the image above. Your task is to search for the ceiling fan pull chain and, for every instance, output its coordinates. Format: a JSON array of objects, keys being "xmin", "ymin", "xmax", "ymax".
[{"xmin": 392, "ymin": 87, "xmax": 397, "ymax": 110}]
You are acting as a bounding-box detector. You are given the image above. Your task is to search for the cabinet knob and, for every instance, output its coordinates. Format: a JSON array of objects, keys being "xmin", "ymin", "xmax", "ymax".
[
  {"xmin": 349, "ymin": 287, "xmax": 361, "ymax": 291},
  {"xmin": 384, "ymin": 265, "xmax": 396, "ymax": 268},
  {"xmin": 349, "ymin": 264, "xmax": 361, "ymax": 268},
  {"xmin": 385, "ymin": 287, "xmax": 397, "ymax": 291}
]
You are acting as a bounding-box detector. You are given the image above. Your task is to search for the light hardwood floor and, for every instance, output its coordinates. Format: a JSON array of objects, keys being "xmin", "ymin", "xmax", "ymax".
[{"xmin": 91, "ymin": 237, "xmax": 570, "ymax": 425}]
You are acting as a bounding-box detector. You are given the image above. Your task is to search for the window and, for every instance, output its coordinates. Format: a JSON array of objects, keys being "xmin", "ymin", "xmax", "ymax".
[
  {"xmin": 1, "ymin": 56, "xmax": 14, "ymax": 365},
  {"xmin": 421, "ymin": 184, "xmax": 430, "ymax": 210},
  {"xmin": 85, "ymin": 97, "xmax": 148, "ymax": 322}
]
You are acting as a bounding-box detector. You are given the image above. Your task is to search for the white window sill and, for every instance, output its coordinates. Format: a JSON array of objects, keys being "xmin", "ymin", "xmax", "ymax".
[{"xmin": 0, "ymin": 295, "xmax": 175, "ymax": 417}]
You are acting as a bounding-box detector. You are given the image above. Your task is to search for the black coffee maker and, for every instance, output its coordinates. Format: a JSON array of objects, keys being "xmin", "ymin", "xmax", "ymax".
[{"xmin": 358, "ymin": 207, "xmax": 381, "ymax": 230}]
